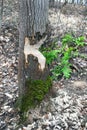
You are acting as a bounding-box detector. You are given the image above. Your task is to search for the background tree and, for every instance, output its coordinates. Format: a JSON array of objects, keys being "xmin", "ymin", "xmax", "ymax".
[
  {"xmin": 49, "ymin": 0, "xmax": 55, "ymax": 7},
  {"xmin": 18, "ymin": 0, "xmax": 51, "ymax": 113},
  {"xmin": 0, "ymin": 0, "xmax": 3, "ymax": 29}
]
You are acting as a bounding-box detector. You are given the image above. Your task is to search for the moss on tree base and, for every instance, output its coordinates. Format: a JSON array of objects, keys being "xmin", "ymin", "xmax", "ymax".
[{"xmin": 19, "ymin": 77, "xmax": 52, "ymax": 112}]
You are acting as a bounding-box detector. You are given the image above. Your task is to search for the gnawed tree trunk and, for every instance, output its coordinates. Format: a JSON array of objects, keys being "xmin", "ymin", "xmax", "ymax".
[{"xmin": 18, "ymin": 0, "xmax": 51, "ymax": 113}]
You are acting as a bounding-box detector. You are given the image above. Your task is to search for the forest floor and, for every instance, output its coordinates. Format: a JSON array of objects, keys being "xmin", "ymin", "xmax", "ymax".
[{"xmin": 0, "ymin": 1, "xmax": 87, "ymax": 130}]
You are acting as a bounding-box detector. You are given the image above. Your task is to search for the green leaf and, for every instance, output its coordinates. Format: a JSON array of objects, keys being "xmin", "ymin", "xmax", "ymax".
[
  {"xmin": 75, "ymin": 36, "xmax": 85, "ymax": 46},
  {"xmin": 62, "ymin": 34, "xmax": 73, "ymax": 45},
  {"xmin": 62, "ymin": 65, "xmax": 72, "ymax": 78},
  {"xmin": 43, "ymin": 50, "xmax": 61, "ymax": 65}
]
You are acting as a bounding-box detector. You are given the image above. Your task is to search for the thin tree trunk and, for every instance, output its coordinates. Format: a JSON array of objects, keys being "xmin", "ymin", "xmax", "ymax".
[
  {"xmin": 49, "ymin": 0, "xmax": 55, "ymax": 7},
  {"xmin": 0, "ymin": 0, "xmax": 3, "ymax": 29}
]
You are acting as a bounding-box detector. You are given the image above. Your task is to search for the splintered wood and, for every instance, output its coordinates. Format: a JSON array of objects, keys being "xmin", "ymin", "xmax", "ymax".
[{"xmin": 24, "ymin": 37, "xmax": 46, "ymax": 71}]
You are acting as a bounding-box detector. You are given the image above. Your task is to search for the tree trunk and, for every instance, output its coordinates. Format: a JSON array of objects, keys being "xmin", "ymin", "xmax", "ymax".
[
  {"xmin": 18, "ymin": 0, "xmax": 50, "ymax": 112},
  {"xmin": 49, "ymin": 0, "xmax": 55, "ymax": 7},
  {"xmin": 0, "ymin": 0, "xmax": 3, "ymax": 29},
  {"xmin": 19, "ymin": 0, "xmax": 49, "ymax": 37}
]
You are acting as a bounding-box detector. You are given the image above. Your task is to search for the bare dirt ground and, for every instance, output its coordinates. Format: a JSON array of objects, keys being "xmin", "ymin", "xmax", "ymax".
[{"xmin": 0, "ymin": 1, "xmax": 87, "ymax": 130}]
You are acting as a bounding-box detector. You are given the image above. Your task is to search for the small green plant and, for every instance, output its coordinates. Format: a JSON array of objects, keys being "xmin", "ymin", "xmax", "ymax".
[
  {"xmin": 42, "ymin": 34, "xmax": 86, "ymax": 80},
  {"xmin": 51, "ymin": 65, "xmax": 62, "ymax": 80},
  {"xmin": 75, "ymin": 36, "xmax": 85, "ymax": 47},
  {"xmin": 62, "ymin": 34, "xmax": 74, "ymax": 47},
  {"xmin": 51, "ymin": 47, "xmax": 72, "ymax": 79},
  {"xmin": 42, "ymin": 49, "xmax": 61, "ymax": 65},
  {"xmin": 61, "ymin": 48, "xmax": 72, "ymax": 78},
  {"xmin": 62, "ymin": 34, "xmax": 85, "ymax": 48}
]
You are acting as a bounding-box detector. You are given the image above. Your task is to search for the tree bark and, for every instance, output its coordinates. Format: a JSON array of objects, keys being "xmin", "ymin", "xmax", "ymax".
[
  {"xmin": 19, "ymin": 0, "xmax": 49, "ymax": 37},
  {"xmin": 0, "ymin": 0, "xmax": 3, "ymax": 29},
  {"xmin": 49, "ymin": 0, "xmax": 55, "ymax": 7},
  {"xmin": 18, "ymin": 0, "xmax": 49, "ymax": 110}
]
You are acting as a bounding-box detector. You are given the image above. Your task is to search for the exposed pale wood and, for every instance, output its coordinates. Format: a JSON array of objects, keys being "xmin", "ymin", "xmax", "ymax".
[{"xmin": 24, "ymin": 37, "xmax": 46, "ymax": 71}]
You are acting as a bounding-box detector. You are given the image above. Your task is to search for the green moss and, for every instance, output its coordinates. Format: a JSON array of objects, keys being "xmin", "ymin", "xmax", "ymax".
[{"xmin": 20, "ymin": 77, "xmax": 52, "ymax": 112}]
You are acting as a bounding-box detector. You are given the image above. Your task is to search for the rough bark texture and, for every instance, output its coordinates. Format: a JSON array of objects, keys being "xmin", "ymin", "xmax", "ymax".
[
  {"xmin": 18, "ymin": 0, "xmax": 26, "ymax": 97},
  {"xmin": 18, "ymin": 0, "xmax": 49, "ymax": 99},
  {"xmin": 52, "ymin": 0, "xmax": 87, "ymax": 5},
  {"xmin": 49, "ymin": 0, "xmax": 55, "ymax": 7},
  {"xmin": 25, "ymin": 55, "xmax": 49, "ymax": 80},
  {"xmin": 0, "ymin": 0, "xmax": 3, "ymax": 29},
  {"xmin": 19, "ymin": 0, "xmax": 49, "ymax": 37}
]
